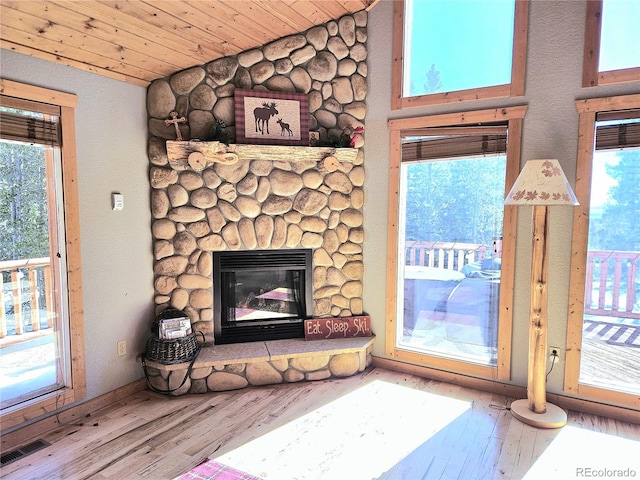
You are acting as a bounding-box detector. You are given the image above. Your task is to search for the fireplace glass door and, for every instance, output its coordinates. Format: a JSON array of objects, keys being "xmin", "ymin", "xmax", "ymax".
[
  {"xmin": 214, "ymin": 249, "xmax": 313, "ymax": 344},
  {"xmin": 224, "ymin": 270, "xmax": 303, "ymax": 322}
]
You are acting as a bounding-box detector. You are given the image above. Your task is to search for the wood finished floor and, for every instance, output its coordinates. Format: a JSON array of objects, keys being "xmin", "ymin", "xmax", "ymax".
[{"xmin": 2, "ymin": 367, "xmax": 639, "ymax": 480}]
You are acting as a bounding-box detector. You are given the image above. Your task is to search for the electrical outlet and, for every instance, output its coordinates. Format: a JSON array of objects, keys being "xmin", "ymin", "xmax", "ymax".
[
  {"xmin": 117, "ymin": 340, "xmax": 127, "ymax": 357},
  {"xmin": 549, "ymin": 346, "xmax": 561, "ymax": 362}
]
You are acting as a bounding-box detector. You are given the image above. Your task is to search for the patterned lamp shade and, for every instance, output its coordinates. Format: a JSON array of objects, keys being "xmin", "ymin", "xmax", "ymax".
[{"xmin": 504, "ymin": 159, "xmax": 579, "ymax": 206}]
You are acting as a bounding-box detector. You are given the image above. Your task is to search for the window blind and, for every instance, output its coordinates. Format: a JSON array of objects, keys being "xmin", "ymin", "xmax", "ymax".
[
  {"xmin": 595, "ymin": 110, "xmax": 640, "ymax": 150},
  {"xmin": 0, "ymin": 95, "xmax": 61, "ymax": 146},
  {"xmin": 400, "ymin": 126, "xmax": 508, "ymax": 162}
]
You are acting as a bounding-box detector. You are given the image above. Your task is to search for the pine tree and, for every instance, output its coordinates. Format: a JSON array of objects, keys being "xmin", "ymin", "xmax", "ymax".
[
  {"xmin": 592, "ymin": 149, "xmax": 640, "ymax": 251},
  {"xmin": 0, "ymin": 142, "xmax": 50, "ymax": 261},
  {"xmin": 423, "ymin": 64, "xmax": 443, "ymax": 94}
]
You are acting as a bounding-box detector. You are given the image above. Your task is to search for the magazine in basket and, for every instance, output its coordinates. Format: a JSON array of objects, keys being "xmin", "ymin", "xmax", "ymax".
[{"xmin": 159, "ymin": 317, "xmax": 192, "ymax": 339}]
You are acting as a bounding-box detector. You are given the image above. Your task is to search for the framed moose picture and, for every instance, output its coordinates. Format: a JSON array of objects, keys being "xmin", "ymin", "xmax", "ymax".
[{"xmin": 234, "ymin": 89, "xmax": 309, "ymax": 146}]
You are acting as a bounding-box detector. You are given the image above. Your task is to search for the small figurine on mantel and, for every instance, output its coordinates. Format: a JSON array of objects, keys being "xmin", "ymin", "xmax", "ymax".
[
  {"xmin": 320, "ymin": 124, "xmax": 364, "ymax": 148},
  {"xmin": 206, "ymin": 118, "xmax": 232, "ymax": 144},
  {"xmin": 164, "ymin": 111, "xmax": 187, "ymax": 141}
]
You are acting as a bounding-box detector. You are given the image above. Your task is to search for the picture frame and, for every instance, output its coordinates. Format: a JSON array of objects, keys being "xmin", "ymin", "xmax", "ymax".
[{"xmin": 234, "ymin": 89, "xmax": 309, "ymax": 146}]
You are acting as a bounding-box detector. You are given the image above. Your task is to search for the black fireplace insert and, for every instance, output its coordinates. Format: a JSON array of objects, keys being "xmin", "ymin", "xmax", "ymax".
[{"xmin": 213, "ymin": 249, "xmax": 313, "ymax": 344}]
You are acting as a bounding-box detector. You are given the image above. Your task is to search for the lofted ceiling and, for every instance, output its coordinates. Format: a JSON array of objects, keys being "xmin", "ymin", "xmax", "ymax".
[{"xmin": 0, "ymin": 0, "xmax": 377, "ymax": 87}]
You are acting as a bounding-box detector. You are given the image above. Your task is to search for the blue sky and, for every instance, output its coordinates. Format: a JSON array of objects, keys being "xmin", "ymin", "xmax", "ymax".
[
  {"xmin": 405, "ymin": 0, "xmax": 514, "ymax": 95},
  {"xmin": 599, "ymin": 0, "xmax": 640, "ymax": 71},
  {"xmin": 405, "ymin": 0, "xmax": 639, "ymax": 96}
]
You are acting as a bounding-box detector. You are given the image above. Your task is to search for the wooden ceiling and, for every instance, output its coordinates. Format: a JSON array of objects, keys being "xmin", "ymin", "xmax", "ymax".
[{"xmin": 0, "ymin": 0, "xmax": 377, "ymax": 87}]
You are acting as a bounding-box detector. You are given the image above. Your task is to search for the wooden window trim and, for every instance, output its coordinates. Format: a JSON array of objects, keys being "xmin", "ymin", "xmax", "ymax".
[
  {"xmin": 598, "ymin": 67, "xmax": 640, "ymax": 86},
  {"xmin": 0, "ymin": 79, "xmax": 86, "ymax": 431},
  {"xmin": 386, "ymin": 105, "xmax": 527, "ymax": 381},
  {"xmin": 583, "ymin": 0, "xmax": 640, "ymax": 88},
  {"xmin": 566, "ymin": 93, "xmax": 640, "ymax": 409},
  {"xmin": 391, "ymin": 0, "xmax": 529, "ymax": 110}
]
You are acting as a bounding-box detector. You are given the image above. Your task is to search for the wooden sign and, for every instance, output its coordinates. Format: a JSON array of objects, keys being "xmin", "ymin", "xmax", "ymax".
[{"xmin": 304, "ymin": 315, "xmax": 371, "ymax": 340}]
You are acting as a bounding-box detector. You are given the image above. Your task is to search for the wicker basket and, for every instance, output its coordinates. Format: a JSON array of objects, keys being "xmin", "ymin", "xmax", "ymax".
[
  {"xmin": 152, "ymin": 308, "xmax": 191, "ymax": 338},
  {"xmin": 144, "ymin": 332, "xmax": 201, "ymax": 365}
]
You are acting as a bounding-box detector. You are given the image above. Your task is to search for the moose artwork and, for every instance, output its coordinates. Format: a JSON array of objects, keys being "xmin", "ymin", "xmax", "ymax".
[
  {"xmin": 254, "ymin": 102, "xmax": 278, "ymax": 135},
  {"xmin": 234, "ymin": 89, "xmax": 309, "ymax": 146},
  {"xmin": 276, "ymin": 118, "xmax": 293, "ymax": 137}
]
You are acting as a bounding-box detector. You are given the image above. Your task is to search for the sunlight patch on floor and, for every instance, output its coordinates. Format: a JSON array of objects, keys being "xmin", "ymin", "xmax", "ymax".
[
  {"xmin": 523, "ymin": 424, "xmax": 640, "ymax": 479},
  {"xmin": 214, "ymin": 379, "xmax": 471, "ymax": 479}
]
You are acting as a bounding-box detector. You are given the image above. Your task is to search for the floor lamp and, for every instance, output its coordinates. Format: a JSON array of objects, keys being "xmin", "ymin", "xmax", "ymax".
[{"xmin": 504, "ymin": 159, "xmax": 578, "ymax": 429}]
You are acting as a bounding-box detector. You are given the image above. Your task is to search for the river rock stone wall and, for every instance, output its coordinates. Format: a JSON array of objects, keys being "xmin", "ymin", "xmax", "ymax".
[{"xmin": 146, "ymin": 12, "xmax": 368, "ymax": 343}]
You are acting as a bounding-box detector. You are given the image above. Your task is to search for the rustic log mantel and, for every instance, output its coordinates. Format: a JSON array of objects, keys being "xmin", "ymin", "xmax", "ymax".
[{"xmin": 166, "ymin": 140, "xmax": 359, "ymax": 170}]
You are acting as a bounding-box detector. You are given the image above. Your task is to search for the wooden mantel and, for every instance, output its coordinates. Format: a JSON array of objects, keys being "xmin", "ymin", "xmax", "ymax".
[{"xmin": 166, "ymin": 140, "xmax": 359, "ymax": 171}]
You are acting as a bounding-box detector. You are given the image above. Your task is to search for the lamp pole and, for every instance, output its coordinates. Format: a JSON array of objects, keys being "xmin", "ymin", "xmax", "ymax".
[
  {"xmin": 504, "ymin": 159, "xmax": 575, "ymax": 428},
  {"xmin": 528, "ymin": 205, "xmax": 549, "ymax": 413},
  {"xmin": 510, "ymin": 204, "xmax": 568, "ymax": 428}
]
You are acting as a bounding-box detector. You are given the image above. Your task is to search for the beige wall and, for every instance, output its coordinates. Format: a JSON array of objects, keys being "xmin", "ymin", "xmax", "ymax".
[
  {"xmin": 364, "ymin": 0, "xmax": 640, "ymax": 391},
  {"xmin": 1, "ymin": 50, "xmax": 153, "ymax": 402}
]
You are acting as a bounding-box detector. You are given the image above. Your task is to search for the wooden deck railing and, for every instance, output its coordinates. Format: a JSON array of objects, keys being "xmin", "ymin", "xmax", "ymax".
[
  {"xmin": 404, "ymin": 241, "xmax": 493, "ymax": 272},
  {"xmin": 0, "ymin": 257, "xmax": 53, "ymax": 338},
  {"xmin": 3, "ymin": 248, "xmax": 637, "ymax": 338},
  {"xmin": 585, "ymin": 250, "xmax": 640, "ymax": 319},
  {"xmin": 404, "ymin": 242, "xmax": 640, "ymax": 320}
]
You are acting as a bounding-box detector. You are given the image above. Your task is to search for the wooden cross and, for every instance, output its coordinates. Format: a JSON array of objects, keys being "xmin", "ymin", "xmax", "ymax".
[{"xmin": 164, "ymin": 111, "xmax": 187, "ymax": 141}]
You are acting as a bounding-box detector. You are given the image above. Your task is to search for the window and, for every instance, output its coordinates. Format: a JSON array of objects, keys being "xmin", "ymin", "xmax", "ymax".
[
  {"xmin": 583, "ymin": 0, "xmax": 640, "ymax": 87},
  {"xmin": 0, "ymin": 80, "xmax": 85, "ymax": 430},
  {"xmin": 392, "ymin": 0, "xmax": 529, "ymax": 109},
  {"xmin": 566, "ymin": 94, "xmax": 640, "ymax": 409},
  {"xmin": 386, "ymin": 106, "xmax": 526, "ymax": 379}
]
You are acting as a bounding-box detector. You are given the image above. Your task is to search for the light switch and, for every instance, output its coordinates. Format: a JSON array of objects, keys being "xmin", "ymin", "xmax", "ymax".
[{"xmin": 112, "ymin": 193, "xmax": 124, "ymax": 211}]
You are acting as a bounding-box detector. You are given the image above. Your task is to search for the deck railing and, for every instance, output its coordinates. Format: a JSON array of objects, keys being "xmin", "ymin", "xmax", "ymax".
[
  {"xmin": 585, "ymin": 250, "xmax": 640, "ymax": 319},
  {"xmin": 3, "ymin": 249, "xmax": 638, "ymax": 337},
  {"xmin": 404, "ymin": 242, "xmax": 640, "ymax": 320},
  {"xmin": 0, "ymin": 257, "xmax": 53, "ymax": 338},
  {"xmin": 404, "ymin": 241, "xmax": 493, "ymax": 272}
]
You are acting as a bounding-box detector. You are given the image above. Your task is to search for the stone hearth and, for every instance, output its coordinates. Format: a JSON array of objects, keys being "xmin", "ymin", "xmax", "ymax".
[{"xmin": 142, "ymin": 337, "xmax": 374, "ymax": 395}]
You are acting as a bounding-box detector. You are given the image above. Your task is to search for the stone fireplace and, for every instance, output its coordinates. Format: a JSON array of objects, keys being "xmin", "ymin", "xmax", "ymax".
[
  {"xmin": 149, "ymin": 150, "xmax": 365, "ymax": 344},
  {"xmin": 142, "ymin": 11, "xmax": 372, "ymax": 395},
  {"xmin": 146, "ymin": 11, "xmax": 368, "ymax": 346}
]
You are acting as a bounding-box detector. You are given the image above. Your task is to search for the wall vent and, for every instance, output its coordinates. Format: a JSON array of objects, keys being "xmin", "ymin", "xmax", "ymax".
[{"xmin": 0, "ymin": 439, "xmax": 51, "ymax": 466}]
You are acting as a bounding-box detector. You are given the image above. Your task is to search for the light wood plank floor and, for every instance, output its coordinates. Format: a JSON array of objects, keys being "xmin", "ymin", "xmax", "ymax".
[{"xmin": 2, "ymin": 367, "xmax": 639, "ymax": 480}]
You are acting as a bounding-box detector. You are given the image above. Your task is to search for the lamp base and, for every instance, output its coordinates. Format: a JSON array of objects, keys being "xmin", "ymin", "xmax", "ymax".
[{"xmin": 510, "ymin": 399, "xmax": 567, "ymax": 429}]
